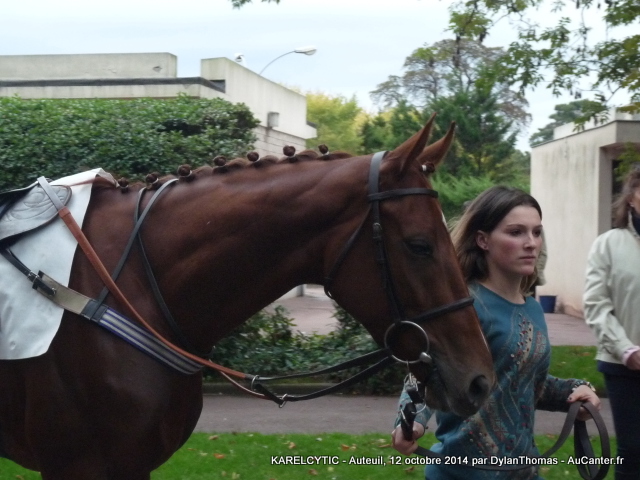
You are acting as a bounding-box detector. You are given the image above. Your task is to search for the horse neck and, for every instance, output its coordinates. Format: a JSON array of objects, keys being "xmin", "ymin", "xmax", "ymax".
[{"xmin": 139, "ymin": 158, "xmax": 369, "ymax": 344}]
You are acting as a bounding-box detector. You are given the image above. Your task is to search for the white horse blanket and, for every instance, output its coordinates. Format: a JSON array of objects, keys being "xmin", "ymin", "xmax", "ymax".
[{"xmin": 0, "ymin": 169, "xmax": 116, "ymax": 359}]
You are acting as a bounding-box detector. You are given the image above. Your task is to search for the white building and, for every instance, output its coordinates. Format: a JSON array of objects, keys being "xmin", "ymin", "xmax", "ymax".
[
  {"xmin": 531, "ymin": 108, "xmax": 640, "ymax": 317},
  {"xmin": 0, "ymin": 53, "xmax": 317, "ymax": 157}
]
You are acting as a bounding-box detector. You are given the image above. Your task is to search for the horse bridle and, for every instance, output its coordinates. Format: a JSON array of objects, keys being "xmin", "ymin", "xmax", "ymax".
[{"xmin": 324, "ymin": 151, "xmax": 474, "ymax": 365}]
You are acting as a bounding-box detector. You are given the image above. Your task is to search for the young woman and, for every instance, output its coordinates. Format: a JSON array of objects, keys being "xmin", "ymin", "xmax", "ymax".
[
  {"xmin": 391, "ymin": 186, "xmax": 600, "ymax": 480},
  {"xmin": 584, "ymin": 168, "xmax": 640, "ymax": 480}
]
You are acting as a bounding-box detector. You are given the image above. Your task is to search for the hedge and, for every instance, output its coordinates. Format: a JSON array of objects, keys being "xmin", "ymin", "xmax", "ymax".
[
  {"xmin": 0, "ymin": 95, "xmax": 259, "ymax": 190},
  {"xmin": 208, "ymin": 304, "xmax": 406, "ymax": 395}
]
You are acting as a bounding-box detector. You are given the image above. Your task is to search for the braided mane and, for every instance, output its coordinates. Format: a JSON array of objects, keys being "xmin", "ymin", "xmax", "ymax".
[{"xmin": 109, "ymin": 145, "xmax": 355, "ymax": 192}]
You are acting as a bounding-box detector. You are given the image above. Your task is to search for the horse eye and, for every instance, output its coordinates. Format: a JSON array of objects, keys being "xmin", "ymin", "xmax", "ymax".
[{"xmin": 406, "ymin": 240, "xmax": 433, "ymax": 257}]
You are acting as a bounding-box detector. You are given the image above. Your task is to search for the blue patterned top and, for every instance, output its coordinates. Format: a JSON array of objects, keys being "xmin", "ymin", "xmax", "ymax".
[{"xmin": 396, "ymin": 283, "xmax": 584, "ymax": 479}]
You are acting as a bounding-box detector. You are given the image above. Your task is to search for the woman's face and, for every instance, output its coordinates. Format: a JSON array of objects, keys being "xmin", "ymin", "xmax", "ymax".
[{"xmin": 476, "ymin": 205, "xmax": 543, "ymax": 280}]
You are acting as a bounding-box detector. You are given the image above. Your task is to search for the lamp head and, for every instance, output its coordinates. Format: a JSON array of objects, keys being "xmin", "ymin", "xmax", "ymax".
[{"xmin": 294, "ymin": 46, "xmax": 317, "ymax": 56}]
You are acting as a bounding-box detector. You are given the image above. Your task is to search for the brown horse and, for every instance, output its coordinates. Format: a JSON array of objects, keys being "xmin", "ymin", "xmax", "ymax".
[{"xmin": 0, "ymin": 118, "xmax": 494, "ymax": 479}]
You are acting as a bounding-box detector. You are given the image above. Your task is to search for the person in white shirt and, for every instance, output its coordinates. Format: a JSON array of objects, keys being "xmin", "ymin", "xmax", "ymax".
[{"xmin": 584, "ymin": 167, "xmax": 640, "ymax": 480}]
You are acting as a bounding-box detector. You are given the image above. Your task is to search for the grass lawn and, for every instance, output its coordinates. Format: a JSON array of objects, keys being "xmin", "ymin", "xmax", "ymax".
[
  {"xmin": 1, "ymin": 431, "xmax": 616, "ymax": 479},
  {"xmin": 548, "ymin": 346, "xmax": 603, "ymax": 395}
]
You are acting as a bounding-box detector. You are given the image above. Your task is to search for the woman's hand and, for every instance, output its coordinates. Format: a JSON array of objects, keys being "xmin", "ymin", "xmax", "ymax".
[
  {"xmin": 626, "ymin": 350, "xmax": 640, "ymax": 370},
  {"xmin": 391, "ymin": 423, "xmax": 425, "ymax": 456},
  {"xmin": 567, "ymin": 385, "xmax": 601, "ymax": 421}
]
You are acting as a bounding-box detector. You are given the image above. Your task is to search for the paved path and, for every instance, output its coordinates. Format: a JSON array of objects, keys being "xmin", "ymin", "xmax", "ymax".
[
  {"xmin": 197, "ymin": 287, "xmax": 613, "ymax": 437},
  {"xmin": 267, "ymin": 286, "xmax": 598, "ymax": 347}
]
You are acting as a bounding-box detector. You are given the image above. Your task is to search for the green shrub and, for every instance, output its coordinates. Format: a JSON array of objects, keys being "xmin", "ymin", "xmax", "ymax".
[
  {"xmin": 0, "ymin": 95, "xmax": 258, "ymax": 190},
  {"xmin": 208, "ymin": 306, "xmax": 312, "ymax": 377},
  {"xmin": 207, "ymin": 305, "xmax": 405, "ymax": 395},
  {"xmin": 431, "ymin": 172, "xmax": 530, "ymax": 221}
]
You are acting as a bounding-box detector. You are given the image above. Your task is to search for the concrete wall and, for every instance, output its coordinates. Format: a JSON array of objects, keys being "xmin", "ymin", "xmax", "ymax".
[
  {"xmin": 201, "ymin": 58, "xmax": 317, "ymax": 142},
  {"xmin": 254, "ymin": 125, "xmax": 309, "ymax": 158},
  {"xmin": 0, "ymin": 53, "xmax": 177, "ymax": 80},
  {"xmin": 532, "ymin": 112, "xmax": 640, "ymax": 317}
]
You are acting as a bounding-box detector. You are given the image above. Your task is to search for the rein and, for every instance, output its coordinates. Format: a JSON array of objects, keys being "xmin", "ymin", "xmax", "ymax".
[{"xmin": 400, "ymin": 387, "xmax": 610, "ymax": 480}]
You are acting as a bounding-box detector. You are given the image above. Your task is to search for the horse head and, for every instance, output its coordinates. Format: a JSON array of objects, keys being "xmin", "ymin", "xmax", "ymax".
[{"xmin": 323, "ymin": 115, "xmax": 494, "ymax": 416}]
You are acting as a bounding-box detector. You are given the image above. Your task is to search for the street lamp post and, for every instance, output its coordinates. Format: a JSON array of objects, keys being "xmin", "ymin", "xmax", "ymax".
[{"xmin": 259, "ymin": 46, "xmax": 317, "ymax": 75}]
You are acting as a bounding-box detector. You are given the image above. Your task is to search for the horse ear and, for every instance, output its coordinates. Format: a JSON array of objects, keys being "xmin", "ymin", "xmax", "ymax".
[
  {"xmin": 417, "ymin": 121, "xmax": 456, "ymax": 169},
  {"xmin": 385, "ymin": 113, "xmax": 436, "ymax": 175}
]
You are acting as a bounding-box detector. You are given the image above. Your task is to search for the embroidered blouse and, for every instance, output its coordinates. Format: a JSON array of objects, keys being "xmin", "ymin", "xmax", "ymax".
[{"xmin": 396, "ymin": 283, "xmax": 587, "ymax": 479}]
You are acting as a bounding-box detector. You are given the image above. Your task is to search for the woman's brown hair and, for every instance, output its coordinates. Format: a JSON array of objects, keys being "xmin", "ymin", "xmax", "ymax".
[{"xmin": 612, "ymin": 168, "xmax": 640, "ymax": 228}]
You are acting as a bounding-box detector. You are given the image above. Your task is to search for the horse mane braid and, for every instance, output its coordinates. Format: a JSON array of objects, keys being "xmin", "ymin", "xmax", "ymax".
[{"xmin": 125, "ymin": 144, "xmax": 357, "ymax": 185}]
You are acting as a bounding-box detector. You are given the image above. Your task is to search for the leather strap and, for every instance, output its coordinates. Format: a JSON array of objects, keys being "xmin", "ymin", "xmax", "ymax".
[
  {"xmin": 408, "ymin": 401, "xmax": 609, "ymax": 479},
  {"xmin": 132, "ymin": 186, "xmax": 213, "ymax": 357},
  {"xmin": 85, "ymin": 179, "xmax": 177, "ymax": 319},
  {"xmin": 0, "ymin": 246, "xmax": 56, "ymax": 296}
]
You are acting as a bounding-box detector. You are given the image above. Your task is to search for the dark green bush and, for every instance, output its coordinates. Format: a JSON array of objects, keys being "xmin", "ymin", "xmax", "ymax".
[
  {"xmin": 209, "ymin": 306, "xmax": 315, "ymax": 377},
  {"xmin": 207, "ymin": 304, "xmax": 406, "ymax": 395},
  {"xmin": 0, "ymin": 95, "xmax": 259, "ymax": 190}
]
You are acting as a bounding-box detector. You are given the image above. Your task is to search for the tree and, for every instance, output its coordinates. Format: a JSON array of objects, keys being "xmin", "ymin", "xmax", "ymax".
[
  {"xmin": 529, "ymin": 99, "xmax": 604, "ymax": 146},
  {"xmin": 304, "ymin": 92, "xmax": 364, "ymax": 154},
  {"xmin": 447, "ymin": 0, "xmax": 640, "ymax": 123},
  {"xmin": 361, "ymin": 81, "xmax": 525, "ymax": 186},
  {"xmin": 371, "ymin": 39, "xmax": 530, "ymax": 128},
  {"xmin": 360, "ymin": 100, "xmax": 423, "ymax": 153},
  {"xmin": 428, "ymin": 84, "xmax": 520, "ymax": 182},
  {"xmin": 229, "ymin": 0, "xmax": 278, "ymax": 6},
  {"xmin": 360, "ymin": 114, "xmax": 392, "ymax": 153}
]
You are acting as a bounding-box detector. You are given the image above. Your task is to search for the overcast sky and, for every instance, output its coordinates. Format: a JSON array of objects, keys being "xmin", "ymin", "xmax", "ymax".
[{"xmin": 1, "ymin": 0, "xmax": 634, "ymax": 151}]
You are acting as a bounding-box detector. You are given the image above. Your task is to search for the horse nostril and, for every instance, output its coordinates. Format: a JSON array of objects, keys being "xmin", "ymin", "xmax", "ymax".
[{"xmin": 468, "ymin": 375, "xmax": 491, "ymax": 408}]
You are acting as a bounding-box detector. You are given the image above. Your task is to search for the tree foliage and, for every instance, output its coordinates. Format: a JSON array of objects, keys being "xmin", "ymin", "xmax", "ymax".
[
  {"xmin": 0, "ymin": 95, "xmax": 258, "ymax": 190},
  {"xmin": 428, "ymin": 85, "xmax": 522, "ymax": 180},
  {"xmin": 360, "ymin": 100, "xmax": 423, "ymax": 154},
  {"xmin": 229, "ymin": 0, "xmax": 279, "ymax": 7},
  {"xmin": 360, "ymin": 88, "xmax": 529, "ymax": 218},
  {"xmin": 304, "ymin": 92, "xmax": 364, "ymax": 154},
  {"xmin": 363, "ymin": 83, "xmax": 524, "ymax": 182},
  {"xmin": 447, "ymin": 0, "xmax": 640, "ymax": 123},
  {"xmin": 231, "ymin": 0, "xmax": 639, "ymax": 121},
  {"xmin": 371, "ymin": 39, "xmax": 530, "ymax": 128},
  {"xmin": 529, "ymin": 99, "xmax": 604, "ymax": 146}
]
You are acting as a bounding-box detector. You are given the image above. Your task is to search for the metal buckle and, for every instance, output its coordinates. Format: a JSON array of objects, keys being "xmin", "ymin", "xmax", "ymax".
[{"xmin": 383, "ymin": 320, "xmax": 431, "ymax": 365}]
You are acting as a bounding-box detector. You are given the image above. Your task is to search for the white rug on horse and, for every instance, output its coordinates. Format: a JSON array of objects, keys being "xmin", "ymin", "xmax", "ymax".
[{"xmin": 0, "ymin": 169, "xmax": 116, "ymax": 360}]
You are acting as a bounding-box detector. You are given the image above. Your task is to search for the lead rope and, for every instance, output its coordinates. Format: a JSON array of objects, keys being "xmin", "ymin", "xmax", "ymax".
[{"xmin": 400, "ymin": 386, "xmax": 610, "ymax": 479}]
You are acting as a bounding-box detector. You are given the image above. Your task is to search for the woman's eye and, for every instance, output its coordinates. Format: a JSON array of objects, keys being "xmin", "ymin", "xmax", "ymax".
[{"xmin": 406, "ymin": 241, "xmax": 433, "ymax": 257}]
